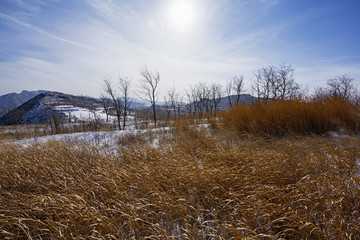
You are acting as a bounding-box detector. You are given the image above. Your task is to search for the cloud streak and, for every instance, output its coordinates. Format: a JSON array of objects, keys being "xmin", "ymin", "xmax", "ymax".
[
  {"xmin": 0, "ymin": 0, "xmax": 359, "ymax": 97},
  {"xmin": 0, "ymin": 13, "xmax": 99, "ymax": 53}
]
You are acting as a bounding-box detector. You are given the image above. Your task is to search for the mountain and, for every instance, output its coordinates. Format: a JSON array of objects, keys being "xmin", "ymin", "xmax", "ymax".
[
  {"xmin": 0, "ymin": 90, "xmax": 160, "ymax": 125},
  {"xmin": 218, "ymin": 94, "xmax": 257, "ymax": 107},
  {"xmin": 0, "ymin": 91, "xmax": 101, "ymax": 125},
  {"xmin": 188, "ymin": 94, "xmax": 257, "ymax": 109},
  {"xmin": 0, "ymin": 90, "xmax": 45, "ymax": 117}
]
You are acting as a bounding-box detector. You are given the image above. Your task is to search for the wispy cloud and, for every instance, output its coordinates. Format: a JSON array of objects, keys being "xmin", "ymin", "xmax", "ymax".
[
  {"xmin": 0, "ymin": 0, "xmax": 359, "ymax": 96},
  {"xmin": 0, "ymin": 13, "xmax": 99, "ymax": 53}
]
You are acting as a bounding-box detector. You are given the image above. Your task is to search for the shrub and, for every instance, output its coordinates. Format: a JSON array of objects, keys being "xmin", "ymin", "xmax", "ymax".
[{"xmin": 117, "ymin": 132, "xmax": 147, "ymax": 147}]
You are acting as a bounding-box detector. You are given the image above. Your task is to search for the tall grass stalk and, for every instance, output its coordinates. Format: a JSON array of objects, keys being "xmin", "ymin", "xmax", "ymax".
[{"xmin": 1, "ymin": 128, "xmax": 359, "ymax": 238}]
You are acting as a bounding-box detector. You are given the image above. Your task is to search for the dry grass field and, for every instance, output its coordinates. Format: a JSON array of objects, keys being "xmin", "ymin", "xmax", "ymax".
[
  {"xmin": 0, "ymin": 98, "xmax": 360, "ymax": 239},
  {"xmin": 219, "ymin": 97, "xmax": 360, "ymax": 136}
]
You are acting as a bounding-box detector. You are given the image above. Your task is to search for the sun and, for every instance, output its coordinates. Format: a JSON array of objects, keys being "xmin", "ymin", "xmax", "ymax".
[{"xmin": 166, "ymin": 0, "xmax": 197, "ymax": 31}]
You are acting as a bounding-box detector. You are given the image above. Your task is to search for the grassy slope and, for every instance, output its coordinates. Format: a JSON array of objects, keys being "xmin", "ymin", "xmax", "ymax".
[{"xmin": 0, "ymin": 123, "xmax": 359, "ymax": 239}]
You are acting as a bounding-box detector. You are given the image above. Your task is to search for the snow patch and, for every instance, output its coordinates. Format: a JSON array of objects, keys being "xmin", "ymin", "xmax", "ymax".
[
  {"xmin": 13, "ymin": 127, "xmax": 171, "ymax": 153},
  {"xmin": 54, "ymin": 105, "xmax": 115, "ymax": 122}
]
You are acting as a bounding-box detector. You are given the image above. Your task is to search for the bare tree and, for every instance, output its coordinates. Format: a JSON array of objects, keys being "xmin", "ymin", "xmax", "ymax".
[
  {"xmin": 276, "ymin": 63, "xmax": 299, "ymax": 100},
  {"xmin": 100, "ymin": 94, "xmax": 111, "ymax": 122},
  {"xmin": 233, "ymin": 75, "xmax": 245, "ymax": 104},
  {"xmin": 226, "ymin": 75, "xmax": 245, "ymax": 107},
  {"xmin": 185, "ymin": 86, "xmax": 197, "ymax": 117},
  {"xmin": 313, "ymin": 87, "xmax": 328, "ymax": 100},
  {"xmin": 327, "ymin": 75, "xmax": 357, "ymax": 100},
  {"xmin": 163, "ymin": 95, "xmax": 172, "ymax": 121},
  {"xmin": 164, "ymin": 88, "xmax": 177, "ymax": 120},
  {"xmin": 196, "ymin": 82, "xmax": 210, "ymax": 116},
  {"xmin": 103, "ymin": 79, "xmax": 122, "ymax": 130},
  {"xmin": 139, "ymin": 67, "xmax": 160, "ymax": 128},
  {"xmin": 253, "ymin": 63, "xmax": 299, "ymax": 101},
  {"xmin": 168, "ymin": 88, "xmax": 178, "ymax": 119},
  {"xmin": 210, "ymin": 83, "xmax": 223, "ymax": 117},
  {"xmin": 119, "ymin": 77, "xmax": 132, "ymax": 130},
  {"xmin": 83, "ymin": 100, "xmax": 102, "ymax": 131},
  {"xmin": 225, "ymin": 78, "xmax": 234, "ymax": 107},
  {"xmin": 313, "ymin": 75, "xmax": 358, "ymax": 102},
  {"xmin": 189, "ymin": 82, "xmax": 223, "ymax": 117},
  {"xmin": 176, "ymin": 95, "xmax": 185, "ymax": 118},
  {"xmin": 45, "ymin": 105, "xmax": 64, "ymax": 134},
  {"xmin": 254, "ymin": 65, "xmax": 276, "ymax": 100}
]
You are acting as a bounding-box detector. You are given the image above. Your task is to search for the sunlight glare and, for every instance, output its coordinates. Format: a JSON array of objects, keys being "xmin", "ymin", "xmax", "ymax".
[{"xmin": 166, "ymin": 0, "xmax": 197, "ymax": 32}]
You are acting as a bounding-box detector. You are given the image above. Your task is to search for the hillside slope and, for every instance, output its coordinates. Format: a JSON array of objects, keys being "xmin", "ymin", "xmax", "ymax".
[
  {"xmin": 0, "ymin": 91, "xmax": 101, "ymax": 125},
  {"xmin": 0, "ymin": 90, "xmax": 45, "ymax": 117}
]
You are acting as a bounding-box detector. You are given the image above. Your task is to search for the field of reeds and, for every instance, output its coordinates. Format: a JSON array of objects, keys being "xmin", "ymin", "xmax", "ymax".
[
  {"xmin": 0, "ymin": 98, "xmax": 360, "ymax": 239},
  {"xmin": 219, "ymin": 97, "xmax": 360, "ymax": 136}
]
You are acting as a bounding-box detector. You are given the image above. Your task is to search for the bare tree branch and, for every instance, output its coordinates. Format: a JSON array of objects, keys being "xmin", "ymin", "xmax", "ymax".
[
  {"xmin": 139, "ymin": 66, "xmax": 160, "ymax": 127},
  {"xmin": 119, "ymin": 77, "xmax": 132, "ymax": 130},
  {"xmin": 103, "ymin": 78, "xmax": 122, "ymax": 130},
  {"xmin": 253, "ymin": 63, "xmax": 299, "ymax": 101}
]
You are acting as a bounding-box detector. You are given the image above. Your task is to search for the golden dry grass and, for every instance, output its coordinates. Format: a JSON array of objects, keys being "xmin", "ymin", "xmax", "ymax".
[
  {"xmin": 219, "ymin": 97, "xmax": 360, "ymax": 136},
  {"xmin": 1, "ymin": 124, "xmax": 359, "ymax": 239},
  {"xmin": 0, "ymin": 123, "xmax": 120, "ymax": 143}
]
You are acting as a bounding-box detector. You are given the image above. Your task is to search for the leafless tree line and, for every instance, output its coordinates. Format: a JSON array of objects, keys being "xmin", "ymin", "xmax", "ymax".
[
  {"xmin": 252, "ymin": 63, "xmax": 300, "ymax": 100},
  {"xmin": 102, "ymin": 77, "xmax": 132, "ymax": 130},
  {"xmin": 2, "ymin": 63, "xmax": 357, "ymax": 131},
  {"xmin": 184, "ymin": 82, "xmax": 224, "ymax": 117},
  {"xmin": 99, "ymin": 63, "xmax": 358, "ymax": 129},
  {"xmin": 164, "ymin": 88, "xmax": 185, "ymax": 121},
  {"xmin": 33, "ymin": 63, "xmax": 358, "ymax": 132},
  {"xmin": 315, "ymin": 75, "xmax": 358, "ymax": 102}
]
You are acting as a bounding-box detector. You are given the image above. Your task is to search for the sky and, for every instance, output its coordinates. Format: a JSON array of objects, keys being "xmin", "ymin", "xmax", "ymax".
[{"xmin": 1, "ymin": 0, "xmax": 360, "ymax": 97}]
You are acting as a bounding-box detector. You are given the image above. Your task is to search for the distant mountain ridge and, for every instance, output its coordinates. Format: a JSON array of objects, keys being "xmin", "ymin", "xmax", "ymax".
[
  {"xmin": 0, "ymin": 90, "xmax": 45, "ymax": 117},
  {"xmin": 189, "ymin": 94, "xmax": 257, "ymax": 109},
  {"xmin": 218, "ymin": 94, "xmax": 256, "ymax": 107},
  {"xmin": 0, "ymin": 91, "xmax": 101, "ymax": 125}
]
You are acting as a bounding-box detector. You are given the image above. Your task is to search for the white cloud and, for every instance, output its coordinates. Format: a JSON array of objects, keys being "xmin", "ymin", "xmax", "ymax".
[
  {"xmin": 0, "ymin": 13, "xmax": 99, "ymax": 53},
  {"xmin": 1, "ymin": 0, "xmax": 359, "ymax": 98},
  {"xmin": 296, "ymin": 62, "xmax": 360, "ymax": 89}
]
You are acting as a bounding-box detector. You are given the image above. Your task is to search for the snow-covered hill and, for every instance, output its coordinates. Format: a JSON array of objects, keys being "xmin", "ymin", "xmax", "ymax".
[
  {"xmin": 0, "ymin": 90, "xmax": 162, "ymax": 125},
  {"xmin": 0, "ymin": 91, "xmax": 102, "ymax": 125}
]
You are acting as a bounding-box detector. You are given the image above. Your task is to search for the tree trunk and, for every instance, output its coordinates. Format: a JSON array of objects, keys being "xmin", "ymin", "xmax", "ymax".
[{"xmin": 152, "ymin": 104, "xmax": 157, "ymax": 128}]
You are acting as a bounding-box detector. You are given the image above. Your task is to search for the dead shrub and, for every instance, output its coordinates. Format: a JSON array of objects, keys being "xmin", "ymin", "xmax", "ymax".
[{"xmin": 117, "ymin": 132, "xmax": 147, "ymax": 147}]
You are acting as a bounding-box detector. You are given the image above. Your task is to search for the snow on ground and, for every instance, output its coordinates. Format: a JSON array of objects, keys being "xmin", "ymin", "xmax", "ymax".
[
  {"xmin": 54, "ymin": 105, "xmax": 116, "ymax": 122},
  {"xmin": 13, "ymin": 127, "xmax": 170, "ymax": 153}
]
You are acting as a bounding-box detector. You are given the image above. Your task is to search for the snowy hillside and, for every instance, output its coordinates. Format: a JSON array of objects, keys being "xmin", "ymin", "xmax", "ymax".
[
  {"xmin": 54, "ymin": 105, "xmax": 114, "ymax": 122},
  {"xmin": 0, "ymin": 90, "xmax": 163, "ymax": 125},
  {"xmin": 0, "ymin": 91, "xmax": 102, "ymax": 125}
]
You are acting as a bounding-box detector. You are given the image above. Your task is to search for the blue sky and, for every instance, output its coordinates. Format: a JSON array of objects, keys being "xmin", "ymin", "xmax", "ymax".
[{"xmin": 1, "ymin": 0, "xmax": 359, "ymax": 97}]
